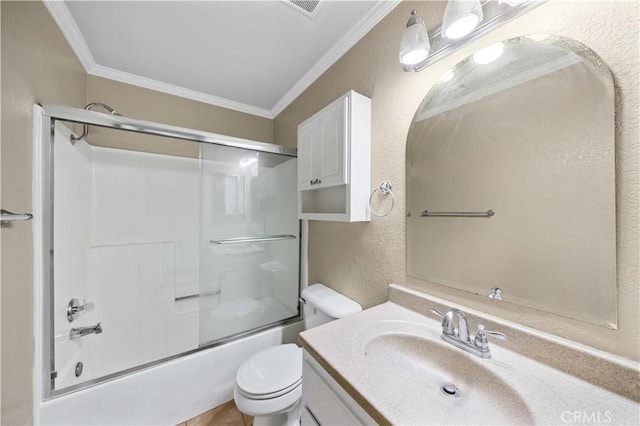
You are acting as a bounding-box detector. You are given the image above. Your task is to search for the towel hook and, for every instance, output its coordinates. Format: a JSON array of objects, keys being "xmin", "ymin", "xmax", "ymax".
[{"xmin": 368, "ymin": 181, "xmax": 395, "ymax": 217}]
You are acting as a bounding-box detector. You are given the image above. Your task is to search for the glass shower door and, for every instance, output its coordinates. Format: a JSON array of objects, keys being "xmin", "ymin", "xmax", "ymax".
[
  {"xmin": 198, "ymin": 144, "xmax": 299, "ymax": 344},
  {"xmin": 44, "ymin": 104, "xmax": 300, "ymax": 397}
]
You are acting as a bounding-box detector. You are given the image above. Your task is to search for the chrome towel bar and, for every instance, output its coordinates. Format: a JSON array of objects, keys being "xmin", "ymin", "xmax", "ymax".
[
  {"xmin": 1, "ymin": 209, "xmax": 33, "ymax": 224},
  {"xmin": 174, "ymin": 289, "xmax": 221, "ymax": 302},
  {"xmin": 210, "ymin": 234, "xmax": 297, "ymax": 245},
  {"xmin": 421, "ymin": 210, "xmax": 495, "ymax": 217}
]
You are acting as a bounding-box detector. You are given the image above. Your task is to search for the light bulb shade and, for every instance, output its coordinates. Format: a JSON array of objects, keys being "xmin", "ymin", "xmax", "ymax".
[
  {"xmin": 399, "ymin": 13, "xmax": 431, "ymax": 66},
  {"xmin": 442, "ymin": 0, "xmax": 483, "ymax": 40}
]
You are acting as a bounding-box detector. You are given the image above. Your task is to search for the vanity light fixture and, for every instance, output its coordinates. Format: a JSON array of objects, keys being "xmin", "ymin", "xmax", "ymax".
[
  {"xmin": 399, "ymin": 10, "xmax": 431, "ymax": 66},
  {"xmin": 400, "ymin": 0, "xmax": 546, "ymax": 73},
  {"xmin": 442, "ymin": 0, "xmax": 483, "ymax": 40}
]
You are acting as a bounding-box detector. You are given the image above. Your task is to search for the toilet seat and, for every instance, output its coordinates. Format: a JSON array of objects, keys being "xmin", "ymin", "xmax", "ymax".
[
  {"xmin": 237, "ymin": 377, "xmax": 301, "ymax": 400},
  {"xmin": 236, "ymin": 344, "xmax": 302, "ymax": 399},
  {"xmin": 234, "ymin": 381, "xmax": 302, "ymax": 418}
]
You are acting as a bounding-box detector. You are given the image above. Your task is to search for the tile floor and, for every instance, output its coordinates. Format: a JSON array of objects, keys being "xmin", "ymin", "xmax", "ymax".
[{"xmin": 178, "ymin": 400, "xmax": 253, "ymax": 426}]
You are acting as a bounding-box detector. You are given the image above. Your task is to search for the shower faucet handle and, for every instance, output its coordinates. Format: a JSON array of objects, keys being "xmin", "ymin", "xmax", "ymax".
[{"xmin": 67, "ymin": 298, "xmax": 95, "ymax": 322}]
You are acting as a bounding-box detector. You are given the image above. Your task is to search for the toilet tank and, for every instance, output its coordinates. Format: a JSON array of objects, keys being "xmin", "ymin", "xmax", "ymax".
[{"xmin": 301, "ymin": 283, "xmax": 362, "ymax": 329}]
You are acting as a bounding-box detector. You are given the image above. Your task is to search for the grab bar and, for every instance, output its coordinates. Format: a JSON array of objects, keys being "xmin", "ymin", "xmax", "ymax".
[
  {"xmin": 174, "ymin": 289, "xmax": 221, "ymax": 302},
  {"xmin": 421, "ymin": 210, "xmax": 495, "ymax": 217},
  {"xmin": 210, "ymin": 234, "xmax": 297, "ymax": 245},
  {"xmin": 70, "ymin": 323, "xmax": 103, "ymax": 340}
]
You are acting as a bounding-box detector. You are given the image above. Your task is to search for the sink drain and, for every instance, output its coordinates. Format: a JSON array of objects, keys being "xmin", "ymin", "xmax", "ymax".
[{"xmin": 441, "ymin": 383, "xmax": 459, "ymax": 397}]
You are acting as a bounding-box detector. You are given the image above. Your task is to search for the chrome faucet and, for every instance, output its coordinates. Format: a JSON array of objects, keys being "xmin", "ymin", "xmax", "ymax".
[
  {"xmin": 439, "ymin": 308, "xmax": 470, "ymax": 342},
  {"xmin": 431, "ymin": 308, "xmax": 506, "ymax": 358},
  {"xmin": 70, "ymin": 323, "xmax": 103, "ymax": 340}
]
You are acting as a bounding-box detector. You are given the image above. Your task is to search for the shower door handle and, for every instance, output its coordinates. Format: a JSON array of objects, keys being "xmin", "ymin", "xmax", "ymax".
[{"xmin": 1, "ymin": 209, "xmax": 33, "ymax": 225}]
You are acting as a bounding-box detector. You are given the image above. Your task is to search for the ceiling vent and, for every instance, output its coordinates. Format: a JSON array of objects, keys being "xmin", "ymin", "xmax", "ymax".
[{"xmin": 283, "ymin": 0, "xmax": 321, "ymax": 18}]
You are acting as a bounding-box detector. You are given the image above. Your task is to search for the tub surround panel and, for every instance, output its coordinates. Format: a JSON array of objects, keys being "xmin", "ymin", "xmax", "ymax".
[
  {"xmin": 52, "ymin": 122, "xmax": 201, "ymax": 390},
  {"xmin": 274, "ymin": 0, "xmax": 639, "ymax": 362}
]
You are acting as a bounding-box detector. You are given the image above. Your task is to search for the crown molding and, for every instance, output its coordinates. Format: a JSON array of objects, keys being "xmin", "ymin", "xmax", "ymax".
[
  {"xmin": 89, "ymin": 65, "xmax": 273, "ymax": 118},
  {"xmin": 44, "ymin": 0, "xmax": 400, "ymax": 120},
  {"xmin": 43, "ymin": 0, "xmax": 96, "ymax": 71},
  {"xmin": 270, "ymin": 0, "xmax": 402, "ymax": 117}
]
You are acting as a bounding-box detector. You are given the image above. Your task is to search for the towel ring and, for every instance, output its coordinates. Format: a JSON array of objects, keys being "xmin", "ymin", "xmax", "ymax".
[{"xmin": 368, "ymin": 181, "xmax": 395, "ymax": 217}]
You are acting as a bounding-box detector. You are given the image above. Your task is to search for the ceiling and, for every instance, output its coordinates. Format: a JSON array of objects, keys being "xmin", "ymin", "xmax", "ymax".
[{"xmin": 45, "ymin": 1, "xmax": 400, "ymax": 119}]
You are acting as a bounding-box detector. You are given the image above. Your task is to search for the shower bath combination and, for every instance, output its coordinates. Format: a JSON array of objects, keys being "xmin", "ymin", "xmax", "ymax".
[{"xmin": 32, "ymin": 103, "xmax": 302, "ymax": 422}]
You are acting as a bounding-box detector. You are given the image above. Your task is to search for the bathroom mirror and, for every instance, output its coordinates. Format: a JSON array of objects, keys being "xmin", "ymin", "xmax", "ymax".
[{"xmin": 406, "ymin": 35, "xmax": 616, "ymax": 328}]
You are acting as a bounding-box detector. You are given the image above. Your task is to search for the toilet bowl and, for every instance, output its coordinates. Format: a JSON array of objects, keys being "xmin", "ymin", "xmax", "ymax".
[
  {"xmin": 233, "ymin": 283, "xmax": 362, "ymax": 425},
  {"xmin": 233, "ymin": 344, "xmax": 302, "ymax": 426}
]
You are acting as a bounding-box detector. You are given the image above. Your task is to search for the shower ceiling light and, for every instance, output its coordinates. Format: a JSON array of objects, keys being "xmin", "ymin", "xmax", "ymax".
[
  {"xmin": 399, "ymin": 10, "xmax": 431, "ymax": 66},
  {"xmin": 442, "ymin": 0, "xmax": 483, "ymax": 40}
]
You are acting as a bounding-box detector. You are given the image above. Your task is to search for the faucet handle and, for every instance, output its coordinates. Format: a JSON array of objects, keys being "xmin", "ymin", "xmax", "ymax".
[
  {"xmin": 474, "ymin": 324, "xmax": 507, "ymax": 350},
  {"xmin": 67, "ymin": 298, "xmax": 95, "ymax": 322}
]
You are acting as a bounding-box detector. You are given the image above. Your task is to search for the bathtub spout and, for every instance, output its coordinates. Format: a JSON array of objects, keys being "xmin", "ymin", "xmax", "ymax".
[{"xmin": 70, "ymin": 323, "xmax": 103, "ymax": 340}]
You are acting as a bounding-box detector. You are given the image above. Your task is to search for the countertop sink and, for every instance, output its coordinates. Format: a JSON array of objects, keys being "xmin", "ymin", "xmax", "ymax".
[
  {"xmin": 355, "ymin": 320, "xmax": 533, "ymax": 424},
  {"xmin": 299, "ymin": 301, "xmax": 640, "ymax": 425}
]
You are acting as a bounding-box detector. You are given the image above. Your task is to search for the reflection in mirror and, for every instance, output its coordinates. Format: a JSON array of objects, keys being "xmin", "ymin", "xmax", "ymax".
[{"xmin": 406, "ymin": 35, "xmax": 616, "ymax": 328}]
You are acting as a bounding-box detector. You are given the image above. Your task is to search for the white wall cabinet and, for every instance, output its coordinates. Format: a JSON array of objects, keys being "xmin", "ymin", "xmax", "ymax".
[
  {"xmin": 301, "ymin": 350, "xmax": 375, "ymax": 426},
  {"xmin": 297, "ymin": 90, "xmax": 371, "ymax": 222}
]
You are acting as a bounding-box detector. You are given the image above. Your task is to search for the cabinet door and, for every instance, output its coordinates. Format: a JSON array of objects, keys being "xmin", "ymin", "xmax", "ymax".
[
  {"xmin": 317, "ymin": 97, "xmax": 348, "ymax": 188},
  {"xmin": 303, "ymin": 359, "xmax": 365, "ymax": 426},
  {"xmin": 298, "ymin": 118, "xmax": 318, "ymax": 191}
]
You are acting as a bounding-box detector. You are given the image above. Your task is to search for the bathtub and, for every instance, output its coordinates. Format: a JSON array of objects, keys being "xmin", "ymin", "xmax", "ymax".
[{"xmin": 35, "ymin": 321, "xmax": 303, "ymax": 425}]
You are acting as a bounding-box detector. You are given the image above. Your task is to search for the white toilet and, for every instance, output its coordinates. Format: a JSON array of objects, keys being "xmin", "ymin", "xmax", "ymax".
[{"xmin": 233, "ymin": 283, "xmax": 362, "ymax": 426}]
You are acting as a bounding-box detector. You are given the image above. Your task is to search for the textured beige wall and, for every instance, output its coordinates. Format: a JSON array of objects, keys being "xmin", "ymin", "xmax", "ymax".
[
  {"xmin": 0, "ymin": 2, "xmax": 275, "ymax": 424},
  {"xmin": 274, "ymin": 0, "xmax": 639, "ymax": 361},
  {"xmin": 1, "ymin": 2, "xmax": 87, "ymax": 424}
]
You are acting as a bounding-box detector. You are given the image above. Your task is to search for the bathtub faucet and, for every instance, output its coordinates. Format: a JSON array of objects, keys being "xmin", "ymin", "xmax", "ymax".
[{"xmin": 70, "ymin": 323, "xmax": 103, "ymax": 340}]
